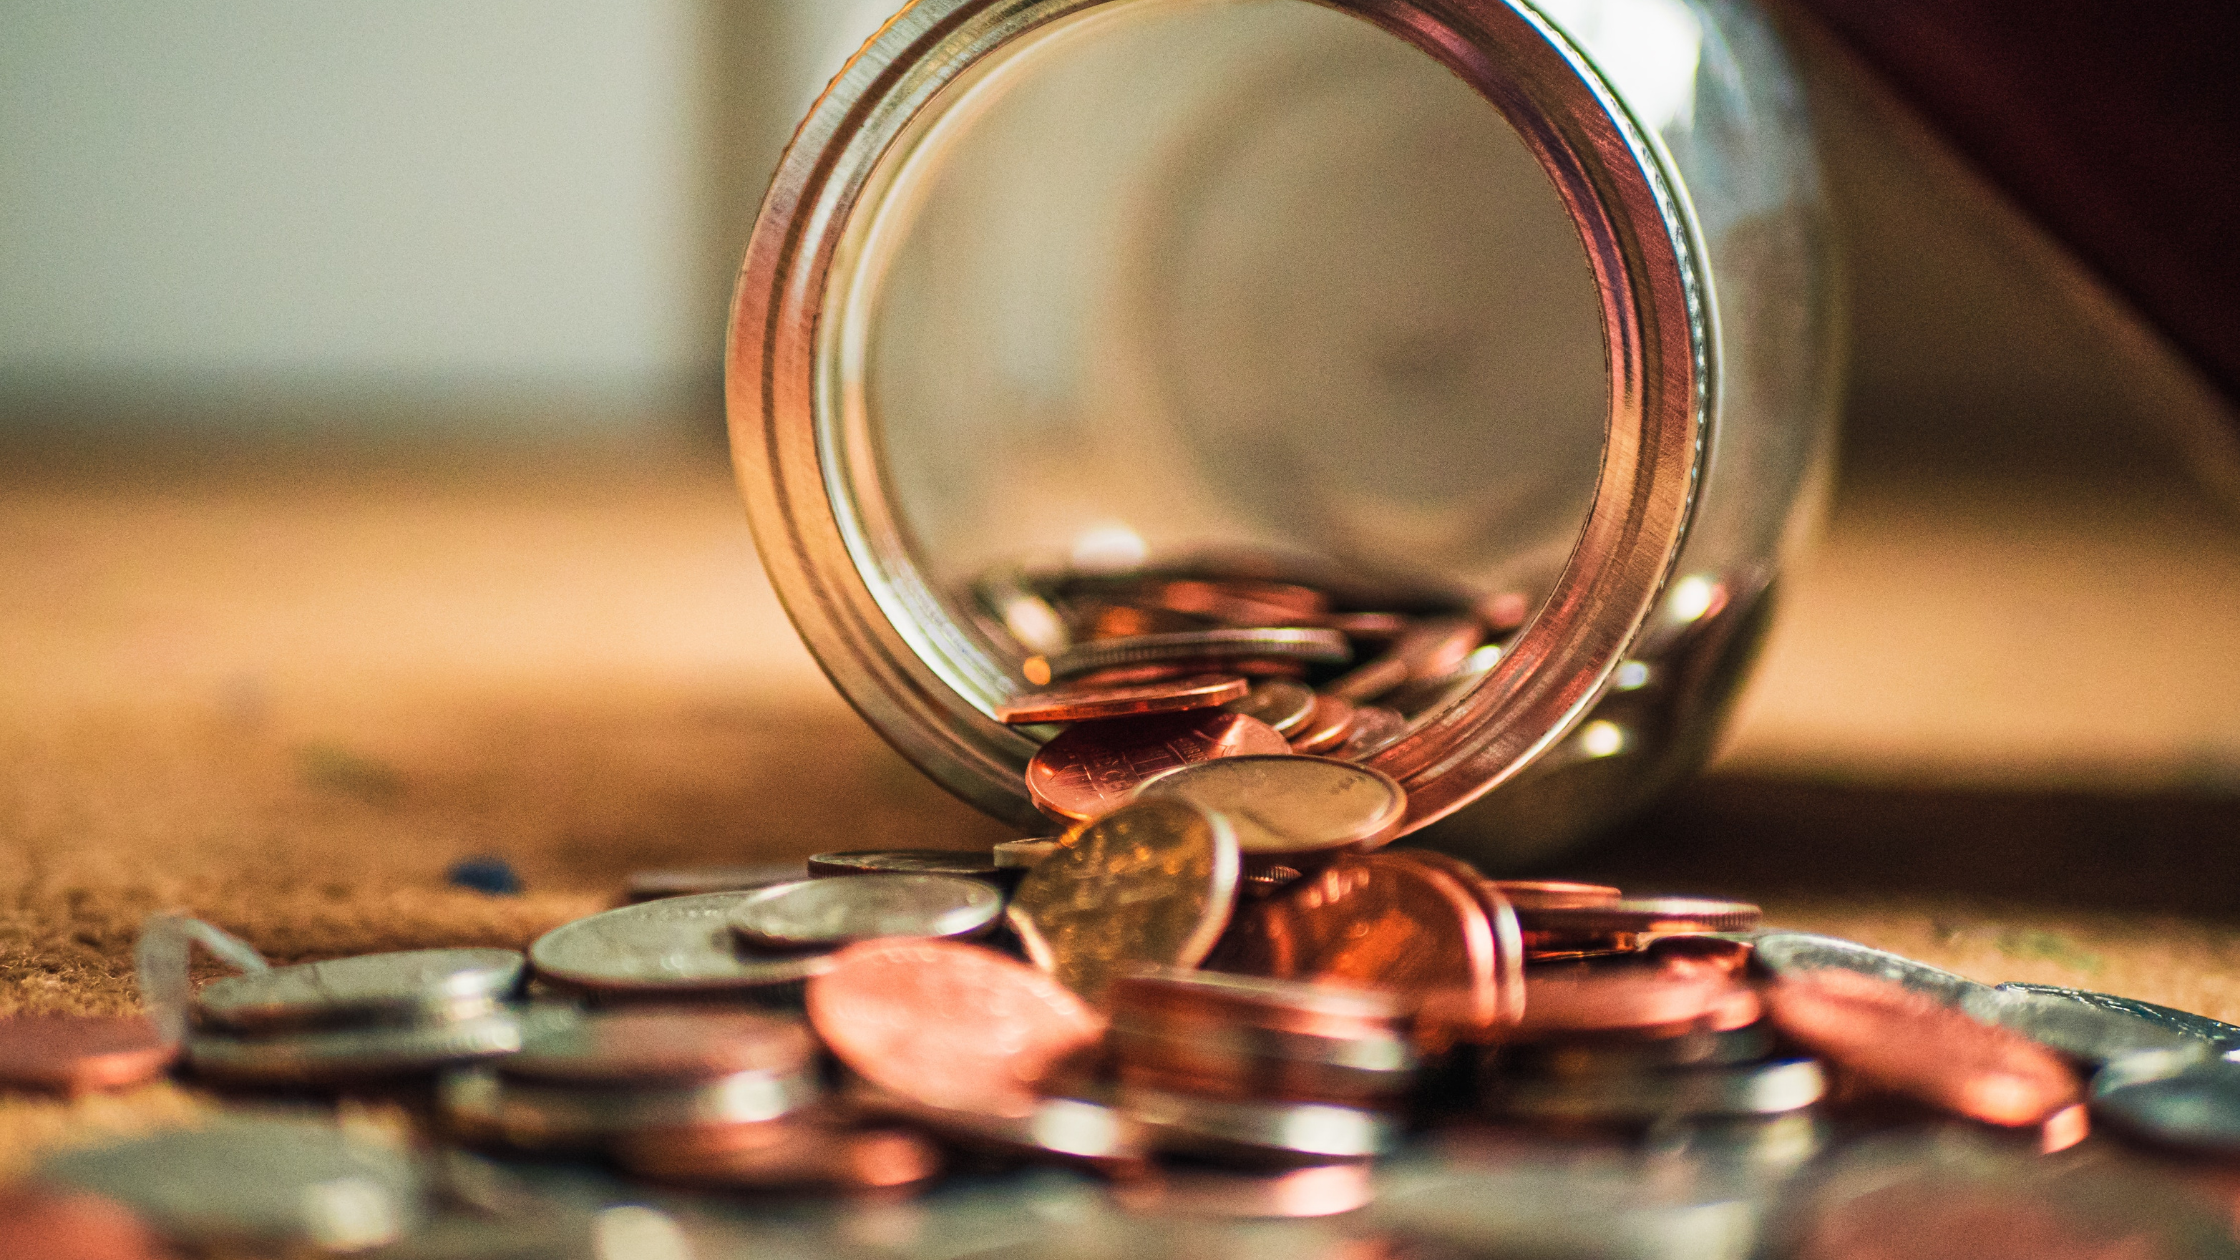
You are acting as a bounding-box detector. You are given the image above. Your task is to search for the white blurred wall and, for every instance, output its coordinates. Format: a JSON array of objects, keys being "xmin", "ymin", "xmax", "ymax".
[{"xmin": 0, "ymin": 0, "xmax": 899, "ymax": 433}]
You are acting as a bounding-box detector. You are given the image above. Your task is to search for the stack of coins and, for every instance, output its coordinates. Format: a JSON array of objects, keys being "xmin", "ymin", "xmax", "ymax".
[
  {"xmin": 978, "ymin": 567, "xmax": 1530, "ymax": 829},
  {"xmin": 185, "ymin": 948, "xmax": 534, "ymax": 1085},
  {"xmin": 1107, "ymin": 968, "xmax": 1415, "ymax": 1163},
  {"xmin": 1482, "ymin": 941, "xmax": 1827, "ymax": 1130}
]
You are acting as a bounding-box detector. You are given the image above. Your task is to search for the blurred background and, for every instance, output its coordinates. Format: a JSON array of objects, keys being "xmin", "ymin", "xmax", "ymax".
[{"xmin": 3, "ymin": 0, "xmax": 2239, "ymax": 914}]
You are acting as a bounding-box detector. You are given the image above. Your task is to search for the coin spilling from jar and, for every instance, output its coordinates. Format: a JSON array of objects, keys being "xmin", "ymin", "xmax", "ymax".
[{"xmin": 12, "ymin": 572, "xmax": 2240, "ymax": 1253}]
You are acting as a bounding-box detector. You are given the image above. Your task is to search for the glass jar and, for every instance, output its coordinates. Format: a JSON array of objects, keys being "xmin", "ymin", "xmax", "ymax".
[{"xmin": 728, "ymin": 0, "xmax": 1838, "ymax": 867}]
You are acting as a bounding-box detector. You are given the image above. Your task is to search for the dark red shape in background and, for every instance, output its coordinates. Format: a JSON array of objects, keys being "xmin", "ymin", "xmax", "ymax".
[{"xmin": 1792, "ymin": 0, "xmax": 2240, "ymax": 409}]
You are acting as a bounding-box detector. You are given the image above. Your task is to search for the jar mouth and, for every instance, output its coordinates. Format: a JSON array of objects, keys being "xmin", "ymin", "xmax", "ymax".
[{"xmin": 730, "ymin": 0, "xmax": 1710, "ymax": 836}]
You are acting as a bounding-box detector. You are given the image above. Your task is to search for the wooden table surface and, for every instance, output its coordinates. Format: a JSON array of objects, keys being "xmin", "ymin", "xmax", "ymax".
[{"xmin": 2, "ymin": 435, "xmax": 2237, "ymax": 1167}]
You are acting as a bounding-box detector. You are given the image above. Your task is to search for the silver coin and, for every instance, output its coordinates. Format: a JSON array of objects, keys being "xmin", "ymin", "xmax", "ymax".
[
  {"xmin": 186, "ymin": 1009, "xmax": 540, "ymax": 1083},
  {"xmin": 441, "ymin": 1062, "xmax": 821, "ymax": 1149},
  {"xmin": 1994, "ymin": 982, "xmax": 2240, "ymax": 1053},
  {"xmin": 1747, "ymin": 932, "xmax": 1988, "ymax": 1005},
  {"xmin": 807, "ymin": 849, "xmax": 1009, "ymax": 881},
  {"xmin": 1119, "ymin": 1084, "xmax": 1398, "ymax": 1160},
  {"xmin": 1960, "ymin": 985, "xmax": 2211, "ymax": 1066},
  {"xmin": 727, "ymin": 874, "xmax": 1002, "ymax": 948},
  {"xmin": 1491, "ymin": 1057, "xmax": 1825, "ymax": 1123},
  {"xmin": 847, "ymin": 1080, "xmax": 1148, "ymax": 1167},
  {"xmin": 194, "ymin": 948, "xmax": 524, "ymax": 1034},
  {"xmin": 2090, "ymin": 1049, "xmax": 2240, "ymax": 1156},
  {"xmin": 1034, "ymin": 628, "xmax": 1351, "ymax": 682},
  {"xmin": 529, "ymin": 893, "xmax": 837, "ymax": 993},
  {"xmin": 1133, "ymin": 755, "xmax": 1406, "ymax": 856},
  {"xmin": 625, "ymin": 862, "xmax": 806, "ymax": 902},
  {"xmin": 993, "ymin": 838, "xmax": 1062, "ymax": 869},
  {"xmin": 35, "ymin": 1116, "xmax": 426, "ymax": 1250},
  {"xmin": 1220, "ymin": 679, "xmax": 1317, "ymax": 736}
]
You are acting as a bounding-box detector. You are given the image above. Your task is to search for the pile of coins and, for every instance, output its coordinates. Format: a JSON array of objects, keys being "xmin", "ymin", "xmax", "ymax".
[
  {"xmin": 978, "ymin": 569, "xmax": 1526, "ymax": 825},
  {"xmin": 11, "ymin": 576, "xmax": 2240, "ymax": 1255}
]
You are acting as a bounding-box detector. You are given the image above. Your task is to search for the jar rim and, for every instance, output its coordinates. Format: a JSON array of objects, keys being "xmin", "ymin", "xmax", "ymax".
[{"xmin": 728, "ymin": 0, "xmax": 1711, "ymax": 835}]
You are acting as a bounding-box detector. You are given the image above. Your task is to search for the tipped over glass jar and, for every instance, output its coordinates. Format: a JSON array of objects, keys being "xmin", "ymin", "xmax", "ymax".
[{"xmin": 728, "ymin": 0, "xmax": 1839, "ymax": 866}]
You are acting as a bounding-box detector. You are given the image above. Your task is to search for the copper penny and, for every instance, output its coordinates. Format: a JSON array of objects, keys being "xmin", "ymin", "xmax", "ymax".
[
  {"xmin": 1131, "ymin": 579, "xmax": 1328, "ymax": 627},
  {"xmin": 498, "ymin": 1008, "xmax": 814, "ymax": 1087},
  {"xmin": 1287, "ymin": 694, "xmax": 1356, "ymax": 754},
  {"xmin": 0, "ymin": 1016, "xmax": 175, "ymax": 1094},
  {"xmin": 1211, "ymin": 851, "xmax": 1501, "ymax": 1036},
  {"xmin": 1764, "ymin": 968, "xmax": 2082, "ymax": 1126},
  {"xmin": 1318, "ymin": 611, "xmax": 1410, "ymax": 640},
  {"xmin": 1076, "ymin": 603, "xmax": 1208, "ymax": 640},
  {"xmin": 994, "ymin": 674, "xmax": 1248, "ymax": 725},
  {"xmin": 1323, "ymin": 616, "xmax": 1484, "ymax": 702},
  {"xmin": 1333, "ymin": 705, "xmax": 1407, "ymax": 760},
  {"xmin": 1008, "ymin": 797, "xmax": 1240, "ymax": 1001},
  {"xmin": 807, "ymin": 939, "xmax": 1106, "ymax": 1118},
  {"xmin": 619, "ymin": 1122, "xmax": 941, "ymax": 1192},
  {"xmin": 1026, "ymin": 627, "xmax": 1350, "ymax": 686},
  {"xmin": 1025, "ymin": 709, "xmax": 1290, "ymax": 823},
  {"xmin": 1063, "ymin": 657, "xmax": 1311, "ymax": 688},
  {"xmin": 1512, "ymin": 897, "xmax": 1762, "ymax": 935},
  {"xmin": 1386, "ymin": 851, "xmax": 1526, "ymax": 1028},
  {"xmin": 1510, "ymin": 968, "xmax": 1748, "ymax": 1041},
  {"xmin": 1489, "ymin": 880, "xmax": 1622, "ymax": 909}
]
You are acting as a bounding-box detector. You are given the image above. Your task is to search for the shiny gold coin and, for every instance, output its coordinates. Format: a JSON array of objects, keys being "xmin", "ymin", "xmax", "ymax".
[
  {"xmin": 1007, "ymin": 797, "xmax": 1240, "ymax": 1003},
  {"xmin": 1132, "ymin": 755, "xmax": 1406, "ymax": 857}
]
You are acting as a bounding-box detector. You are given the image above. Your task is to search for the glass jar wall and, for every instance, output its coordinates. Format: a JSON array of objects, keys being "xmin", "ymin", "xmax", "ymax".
[{"xmin": 731, "ymin": 0, "xmax": 1838, "ymax": 866}]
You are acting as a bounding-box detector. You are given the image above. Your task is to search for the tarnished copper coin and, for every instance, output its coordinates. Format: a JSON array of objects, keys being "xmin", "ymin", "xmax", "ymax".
[
  {"xmin": 1333, "ymin": 705, "xmax": 1407, "ymax": 760},
  {"xmin": 1008, "ymin": 797, "xmax": 1241, "ymax": 1002},
  {"xmin": 1288, "ymin": 694, "xmax": 1356, "ymax": 754},
  {"xmin": 499, "ymin": 1008, "xmax": 815, "ymax": 1087},
  {"xmin": 1068, "ymin": 658, "xmax": 1310, "ymax": 687},
  {"xmin": 1490, "ymin": 880, "xmax": 1622, "ymax": 909},
  {"xmin": 1221, "ymin": 679, "xmax": 1318, "ymax": 736},
  {"xmin": 1128, "ymin": 578, "xmax": 1329, "ymax": 626},
  {"xmin": 1764, "ymin": 968, "xmax": 2082, "ymax": 1126},
  {"xmin": 1211, "ymin": 851, "xmax": 1502, "ymax": 1036},
  {"xmin": 994, "ymin": 674, "xmax": 1249, "ymax": 725},
  {"xmin": 1025, "ymin": 627, "xmax": 1350, "ymax": 686},
  {"xmin": 1024, "ymin": 710, "xmax": 1290, "ymax": 823},
  {"xmin": 1513, "ymin": 897, "xmax": 1762, "ymax": 936},
  {"xmin": 0, "ymin": 1016, "xmax": 174, "ymax": 1094},
  {"xmin": 1324, "ymin": 616, "xmax": 1484, "ymax": 702},
  {"xmin": 1134, "ymin": 755, "xmax": 1406, "ymax": 857},
  {"xmin": 807, "ymin": 939, "xmax": 1106, "ymax": 1118},
  {"xmin": 805, "ymin": 850, "xmax": 1005, "ymax": 882}
]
